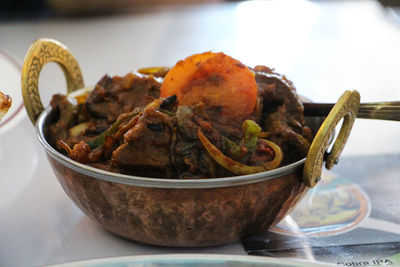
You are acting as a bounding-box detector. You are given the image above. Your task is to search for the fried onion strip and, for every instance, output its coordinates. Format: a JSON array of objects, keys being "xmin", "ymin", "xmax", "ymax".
[{"xmin": 198, "ymin": 129, "xmax": 283, "ymax": 175}]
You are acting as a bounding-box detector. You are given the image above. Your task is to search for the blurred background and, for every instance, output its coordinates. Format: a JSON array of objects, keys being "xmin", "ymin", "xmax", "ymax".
[
  {"xmin": 0, "ymin": 0, "xmax": 230, "ymax": 19},
  {"xmin": 1, "ymin": 0, "xmax": 400, "ymax": 18}
]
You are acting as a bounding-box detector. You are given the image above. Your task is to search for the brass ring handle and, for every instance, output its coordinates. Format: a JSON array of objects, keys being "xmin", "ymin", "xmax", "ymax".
[
  {"xmin": 21, "ymin": 38, "xmax": 84, "ymax": 125},
  {"xmin": 303, "ymin": 90, "xmax": 360, "ymax": 187},
  {"xmin": 304, "ymin": 101, "xmax": 400, "ymax": 121}
]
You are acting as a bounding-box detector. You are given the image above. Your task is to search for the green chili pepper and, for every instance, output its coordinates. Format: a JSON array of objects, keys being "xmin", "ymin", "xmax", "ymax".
[
  {"xmin": 222, "ymin": 136, "xmax": 242, "ymax": 160},
  {"xmin": 242, "ymin": 119, "xmax": 262, "ymax": 153}
]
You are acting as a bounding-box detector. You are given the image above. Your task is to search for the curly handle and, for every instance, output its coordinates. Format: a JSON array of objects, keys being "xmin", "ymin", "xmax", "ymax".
[
  {"xmin": 21, "ymin": 38, "xmax": 84, "ymax": 124},
  {"xmin": 303, "ymin": 90, "xmax": 360, "ymax": 187}
]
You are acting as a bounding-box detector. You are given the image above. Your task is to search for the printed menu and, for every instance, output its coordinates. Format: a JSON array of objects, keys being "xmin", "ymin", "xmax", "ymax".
[{"xmin": 243, "ymin": 154, "xmax": 400, "ymax": 266}]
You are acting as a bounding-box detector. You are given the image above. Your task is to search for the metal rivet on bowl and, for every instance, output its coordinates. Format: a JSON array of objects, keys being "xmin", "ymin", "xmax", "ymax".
[{"xmin": 316, "ymin": 176, "xmax": 321, "ymax": 183}]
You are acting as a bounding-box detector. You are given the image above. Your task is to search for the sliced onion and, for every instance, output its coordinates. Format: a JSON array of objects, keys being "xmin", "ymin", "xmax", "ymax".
[{"xmin": 198, "ymin": 129, "xmax": 283, "ymax": 175}]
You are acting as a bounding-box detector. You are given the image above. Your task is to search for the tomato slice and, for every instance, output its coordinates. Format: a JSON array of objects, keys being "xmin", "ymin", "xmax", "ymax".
[{"xmin": 160, "ymin": 51, "xmax": 257, "ymax": 119}]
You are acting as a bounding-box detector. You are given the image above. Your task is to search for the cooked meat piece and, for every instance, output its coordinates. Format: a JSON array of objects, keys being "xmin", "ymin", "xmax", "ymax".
[
  {"xmin": 173, "ymin": 105, "xmax": 222, "ymax": 178},
  {"xmin": 86, "ymin": 73, "xmax": 161, "ymax": 123},
  {"xmin": 111, "ymin": 107, "xmax": 174, "ymax": 177},
  {"xmin": 253, "ymin": 65, "xmax": 305, "ymax": 127},
  {"xmin": 49, "ymin": 73, "xmax": 162, "ymax": 149},
  {"xmin": 204, "ymin": 106, "xmax": 243, "ymax": 142},
  {"xmin": 49, "ymin": 94, "xmax": 78, "ymax": 148},
  {"xmin": 110, "ymin": 104, "xmax": 224, "ymax": 178},
  {"xmin": 253, "ymin": 66, "xmax": 312, "ymax": 163}
]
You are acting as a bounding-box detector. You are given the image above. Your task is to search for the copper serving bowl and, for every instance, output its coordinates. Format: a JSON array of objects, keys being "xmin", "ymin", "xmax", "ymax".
[{"xmin": 21, "ymin": 39, "xmax": 360, "ymax": 247}]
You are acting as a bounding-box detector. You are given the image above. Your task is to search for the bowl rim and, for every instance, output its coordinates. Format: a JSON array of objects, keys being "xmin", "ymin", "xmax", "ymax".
[
  {"xmin": 49, "ymin": 253, "xmax": 332, "ymax": 267},
  {"xmin": 36, "ymin": 106, "xmax": 306, "ymax": 189}
]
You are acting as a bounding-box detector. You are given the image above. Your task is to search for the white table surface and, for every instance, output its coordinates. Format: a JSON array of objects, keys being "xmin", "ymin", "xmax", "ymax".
[{"xmin": 1, "ymin": 1, "xmax": 400, "ymax": 266}]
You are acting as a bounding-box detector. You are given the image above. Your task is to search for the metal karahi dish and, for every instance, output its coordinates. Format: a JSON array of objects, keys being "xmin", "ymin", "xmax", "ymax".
[{"xmin": 21, "ymin": 39, "xmax": 360, "ymax": 247}]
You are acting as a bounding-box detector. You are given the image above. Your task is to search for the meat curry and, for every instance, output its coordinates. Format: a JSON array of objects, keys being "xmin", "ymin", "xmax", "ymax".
[{"xmin": 47, "ymin": 52, "xmax": 313, "ymax": 178}]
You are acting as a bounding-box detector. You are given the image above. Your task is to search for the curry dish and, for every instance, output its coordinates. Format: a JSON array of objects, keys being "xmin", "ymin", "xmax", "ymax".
[{"xmin": 47, "ymin": 52, "xmax": 313, "ymax": 178}]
